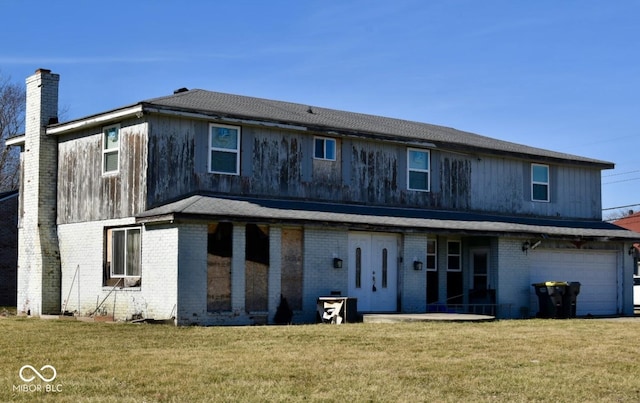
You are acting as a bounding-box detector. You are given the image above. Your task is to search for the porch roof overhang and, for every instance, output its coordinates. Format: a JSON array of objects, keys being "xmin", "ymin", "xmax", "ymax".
[{"xmin": 135, "ymin": 194, "xmax": 640, "ymax": 241}]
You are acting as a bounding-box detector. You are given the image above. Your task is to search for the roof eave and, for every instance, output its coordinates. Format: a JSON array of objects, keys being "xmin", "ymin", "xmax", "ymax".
[
  {"xmin": 142, "ymin": 104, "xmax": 611, "ymax": 168},
  {"xmin": 5, "ymin": 134, "xmax": 25, "ymax": 147},
  {"xmin": 46, "ymin": 104, "xmax": 144, "ymax": 135}
]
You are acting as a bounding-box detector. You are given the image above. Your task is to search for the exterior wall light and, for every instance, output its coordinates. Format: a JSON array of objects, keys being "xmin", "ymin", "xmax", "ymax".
[
  {"xmin": 333, "ymin": 258, "xmax": 343, "ymax": 269},
  {"xmin": 413, "ymin": 260, "xmax": 423, "ymax": 271}
]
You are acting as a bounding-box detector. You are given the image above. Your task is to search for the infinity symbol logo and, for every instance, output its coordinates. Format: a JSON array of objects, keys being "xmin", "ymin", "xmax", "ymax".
[{"xmin": 19, "ymin": 365, "xmax": 57, "ymax": 383}]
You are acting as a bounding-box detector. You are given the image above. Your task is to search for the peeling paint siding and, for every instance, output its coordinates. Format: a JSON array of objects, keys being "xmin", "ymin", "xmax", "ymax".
[
  {"xmin": 147, "ymin": 116, "xmax": 196, "ymax": 207},
  {"xmin": 57, "ymin": 120, "xmax": 148, "ymax": 224},
  {"xmin": 440, "ymin": 157, "xmax": 471, "ymax": 210},
  {"xmin": 348, "ymin": 142, "xmax": 403, "ymax": 204},
  {"xmin": 139, "ymin": 115, "xmax": 601, "ymax": 218}
]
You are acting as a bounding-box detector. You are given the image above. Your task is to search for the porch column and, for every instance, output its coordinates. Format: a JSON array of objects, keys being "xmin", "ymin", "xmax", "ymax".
[
  {"xmin": 231, "ymin": 224, "xmax": 246, "ymax": 312},
  {"xmin": 268, "ymin": 227, "xmax": 282, "ymax": 322}
]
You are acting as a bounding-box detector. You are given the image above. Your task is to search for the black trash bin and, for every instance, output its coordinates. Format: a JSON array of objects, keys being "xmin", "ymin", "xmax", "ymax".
[
  {"xmin": 532, "ymin": 282, "xmax": 568, "ymax": 318},
  {"xmin": 562, "ymin": 282, "xmax": 581, "ymax": 318}
]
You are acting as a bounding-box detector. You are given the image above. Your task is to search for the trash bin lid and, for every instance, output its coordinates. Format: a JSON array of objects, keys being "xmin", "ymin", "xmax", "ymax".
[{"xmin": 532, "ymin": 281, "xmax": 569, "ymax": 287}]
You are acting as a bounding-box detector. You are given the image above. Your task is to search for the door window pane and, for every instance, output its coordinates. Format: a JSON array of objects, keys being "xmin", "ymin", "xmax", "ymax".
[
  {"xmin": 355, "ymin": 248, "xmax": 362, "ymax": 288},
  {"xmin": 382, "ymin": 248, "xmax": 388, "ymax": 288}
]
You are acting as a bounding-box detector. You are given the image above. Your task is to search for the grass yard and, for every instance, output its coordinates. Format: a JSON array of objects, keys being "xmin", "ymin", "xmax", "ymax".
[{"xmin": 1, "ymin": 316, "xmax": 640, "ymax": 402}]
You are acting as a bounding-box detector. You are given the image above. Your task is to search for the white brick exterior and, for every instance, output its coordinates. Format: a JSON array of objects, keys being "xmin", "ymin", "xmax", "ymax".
[
  {"xmin": 175, "ymin": 223, "xmax": 207, "ymax": 325},
  {"xmin": 301, "ymin": 227, "xmax": 348, "ymax": 322},
  {"xmin": 496, "ymin": 238, "xmax": 531, "ymax": 318},
  {"xmin": 401, "ymin": 233, "xmax": 428, "ymax": 313},
  {"xmin": 58, "ymin": 219, "xmax": 178, "ymax": 321},
  {"xmin": 17, "ymin": 69, "xmax": 61, "ymax": 315}
]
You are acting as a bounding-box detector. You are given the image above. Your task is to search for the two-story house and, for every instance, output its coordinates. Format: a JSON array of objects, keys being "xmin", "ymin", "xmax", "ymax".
[{"xmin": 10, "ymin": 69, "xmax": 639, "ymax": 325}]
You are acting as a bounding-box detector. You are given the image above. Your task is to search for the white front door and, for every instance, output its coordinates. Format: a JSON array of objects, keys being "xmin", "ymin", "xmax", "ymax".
[{"xmin": 348, "ymin": 232, "xmax": 398, "ymax": 312}]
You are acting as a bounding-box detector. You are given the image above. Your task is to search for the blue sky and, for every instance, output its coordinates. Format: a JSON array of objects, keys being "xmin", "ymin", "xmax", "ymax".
[{"xmin": 1, "ymin": 0, "xmax": 638, "ymax": 217}]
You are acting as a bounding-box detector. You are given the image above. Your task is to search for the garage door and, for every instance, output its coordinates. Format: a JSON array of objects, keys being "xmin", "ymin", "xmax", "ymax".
[{"xmin": 529, "ymin": 250, "xmax": 618, "ymax": 316}]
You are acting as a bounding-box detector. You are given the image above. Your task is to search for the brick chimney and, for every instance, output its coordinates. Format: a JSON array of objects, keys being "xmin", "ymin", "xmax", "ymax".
[{"xmin": 17, "ymin": 69, "xmax": 61, "ymax": 315}]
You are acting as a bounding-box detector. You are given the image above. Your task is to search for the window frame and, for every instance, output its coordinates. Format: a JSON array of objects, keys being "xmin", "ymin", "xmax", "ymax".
[
  {"xmin": 105, "ymin": 226, "xmax": 142, "ymax": 287},
  {"xmin": 208, "ymin": 123, "xmax": 241, "ymax": 175},
  {"xmin": 446, "ymin": 240, "xmax": 461, "ymax": 272},
  {"xmin": 531, "ymin": 163, "xmax": 550, "ymax": 202},
  {"xmin": 313, "ymin": 136, "xmax": 337, "ymax": 161},
  {"xmin": 470, "ymin": 249, "xmax": 490, "ymax": 290},
  {"xmin": 102, "ymin": 124, "xmax": 120, "ymax": 175},
  {"xmin": 407, "ymin": 148, "xmax": 431, "ymax": 192},
  {"xmin": 426, "ymin": 239, "xmax": 437, "ymax": 271}
]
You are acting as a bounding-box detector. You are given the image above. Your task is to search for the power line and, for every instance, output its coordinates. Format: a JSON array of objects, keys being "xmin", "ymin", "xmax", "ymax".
[
  {"xmin": 602, "ymin": 177, "xmax": 640, "ymax": 185},
  {"xmin": 602, "ymin": 169, "xmax": 640, "ymax": 178},
  {"xmin": 602, "ymin": 203, "xmax": 640, "ymax": 211}
]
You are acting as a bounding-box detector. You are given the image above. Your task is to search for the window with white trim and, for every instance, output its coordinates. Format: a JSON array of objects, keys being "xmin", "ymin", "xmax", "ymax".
[
  {"xmin": 314, "ymin": 137, "xmax": 336, "ymax": 161},
  {"xmin": 426, "ymin": 239, "xmax": 437, "ymax": 271},
  {"xmin": 102, "ymin": 124, "xmax": 120, "ymax": 174},
  {"xmin": 447, "ymin": 241, "xmax": 461, "ymax": 272},
  {"xmin": 407, "ymin": 148, "xmax": 430, "ymax": 191},
  {"xmin": 531, "ymin": 163, "xmax": 549, "ymax": 202},
  {"xmin": 209, "ymin": 123, "xmax": 241, "ymax": 175},
  {"xmin": 104, "ymin": 227, "xmax": 141, "ymax": 287}
]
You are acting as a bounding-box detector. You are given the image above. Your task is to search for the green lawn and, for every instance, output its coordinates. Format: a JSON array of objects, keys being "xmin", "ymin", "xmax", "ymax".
[{"xmin": 1, "ymin": 316, "xmax": 640, "ymax": 402}]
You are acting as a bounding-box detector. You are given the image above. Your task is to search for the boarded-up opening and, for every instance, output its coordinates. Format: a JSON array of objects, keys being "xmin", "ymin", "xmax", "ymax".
[
  {"xmin": 207, "ymin": 222, "xmax": 232, "ymax": 312},
  {"xmin": 281, "ymin": 228, "xmax": 303, "ymax": 310},
  {"xmin": 245, "ymin": 224, "xmax": 269, "ymax": 312}
]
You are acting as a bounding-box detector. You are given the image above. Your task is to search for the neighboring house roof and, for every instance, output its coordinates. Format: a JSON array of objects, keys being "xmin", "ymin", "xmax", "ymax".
[
  {"xmin": 613, "ymin": 212, "xmax": 640, "ymax": 233},
  {"xmin": 46, "ymin": 89, "xmax": 613, "ymax": 169},
  {"xmin": 136, "ymin": 194, "xmax": 639, "ymax": 240}
]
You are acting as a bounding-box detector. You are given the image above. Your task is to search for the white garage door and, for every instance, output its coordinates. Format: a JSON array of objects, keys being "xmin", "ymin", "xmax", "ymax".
[{"xmin": 530, "ymin": 250, "xmax": 618, "ymax": 316}]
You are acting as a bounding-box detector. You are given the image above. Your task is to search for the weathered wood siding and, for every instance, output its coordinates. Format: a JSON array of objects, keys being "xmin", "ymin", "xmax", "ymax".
[
  {"xmin": 57, "ymin": 120, "xmax": 147, "ymax": 224},
  {"xmin": 469, "ymin": 156, "xmax": 603, "ymax": 219},
  {"xmin": 140, "ymin": 115, "xmax": 603, "ymax": 220},
  {"xmin": 116, "ymin": 115, "xmax": 601, "ymax": 219}
]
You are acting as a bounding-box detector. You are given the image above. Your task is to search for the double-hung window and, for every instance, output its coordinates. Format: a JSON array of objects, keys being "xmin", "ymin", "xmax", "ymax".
[
  {"xmin": 105, "ymin": 227, "xmax": 141, "ymax": 287},
  {"xmin": 531, "ymin": 163, "xmax": 550, "ymax": 202},
  {"xmin": 102, "ymin": 124, "xmax": 120, "ymax": 174},
  {"xmin": 314, "ymin": 137, "xmax": 336, "ymax": 161},
  {"xmin": 407, "ymin": 148, "xmax": 430, "ymax": 191},
  {"xmin": 209, "ymin": 123, "xmax": 241, "ymax": 175}
]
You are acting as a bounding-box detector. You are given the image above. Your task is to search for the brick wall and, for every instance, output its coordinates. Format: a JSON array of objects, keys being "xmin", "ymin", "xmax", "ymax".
[
  {"xmin": 176, "ymin": 223, "xmax": 207, "ymax": 325},
  {"xmin": 0, "ymin": 192, "xmax": 18, "ymax": 305},
  {"xmin": 59, "ymin": 219, "xmax": 179, "ymax": 321},
  {"xmin": 496, "ymin": 237, "xmax": 531, "ymax": 318},
  {"xmin": 17, "ymin": 69, "xmax": 61, "ymax": 315},
  {"xmin": 401, "ymin": 233, "xmax": 428, "ymax": 313},
  {"xmin": 301, "ymin": 227, "xmax": 348, "ymax": 323}
]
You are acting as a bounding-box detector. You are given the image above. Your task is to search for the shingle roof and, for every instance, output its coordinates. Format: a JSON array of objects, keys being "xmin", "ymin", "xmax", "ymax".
[
  {"xmin": 136, "ymin": 194, "xmax": 639, "ymax": 240},
  {"xmin": 613, "ymin": 212, "xmax": 640, "ymax": 233},
  {"xmin": 142, "ymin": 89, "xmax": 613, "ymax": 167}
]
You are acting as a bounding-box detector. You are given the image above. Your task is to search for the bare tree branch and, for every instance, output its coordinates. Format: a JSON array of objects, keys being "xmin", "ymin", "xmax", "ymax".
[{"xmin": 0, "ymin": 72, "xmax": 25, "ymax": 192}]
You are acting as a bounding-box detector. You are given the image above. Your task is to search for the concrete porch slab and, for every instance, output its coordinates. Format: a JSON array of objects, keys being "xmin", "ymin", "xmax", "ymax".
[{"xmin": 362, "ymin": 313, "xmax": 495, "ymax": 323}]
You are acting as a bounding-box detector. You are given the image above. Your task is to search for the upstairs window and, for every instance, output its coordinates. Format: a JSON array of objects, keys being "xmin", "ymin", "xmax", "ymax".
[
  {"xmin": 104, "ymin": 227, "xmax": 141, "ymax": 287},
  {"xmin": 531, "ymin": 164, "xmax": 550, "ymax": 202},
  {"xmin": 408, "ymin": 148, "xmax": 430, "ymax": 191},
  {"xmin": 209, "ymin": 123, "xmax": 240, "ymax": 175},
  {"xmin": 314, "ymin": 137, "xmax": 336, "ymax": 161},
  {"xmin": 102, "ymin": 124, "xmax": 120, "ymax": 174}
]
